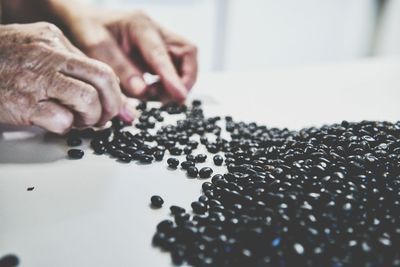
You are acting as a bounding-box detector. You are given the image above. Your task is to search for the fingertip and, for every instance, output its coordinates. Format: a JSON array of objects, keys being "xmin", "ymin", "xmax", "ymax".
[
  {"xmin": 50, "ymin": 111, "xmax": 74, "ymax": 135},
  {"xmin": 127, "ymin": 76, "xmax": 147, "ymax": 97},
  {"xmin": 118, "ymin": 100, "xmax": 139, "ymax": 123},
  {"xmin": 163, "ymin": 78, "xmax": 188, "ymax": 102}
]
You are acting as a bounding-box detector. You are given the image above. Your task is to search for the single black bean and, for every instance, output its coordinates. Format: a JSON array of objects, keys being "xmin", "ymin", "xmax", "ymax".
[
  {"xmin": 199, "ymin": 167, "xmax": 213, "ymax": 178},
  {"xmin": 67, "ymin": 136, "xmax": 82, "ymax": 147},
  {"xmin": 151, "ymin": 195, "xmax": 164, "ymax": 208},
  {"xmin": 187, "ymin": 166, "xmax": 199, "ymax": 178},
  {"xmin": 167, "ymin": 158, "xmax": 179, "ymax": 168},
  {"xmin": 68, "ymin": 149, "xmax": 84, "ymax": 159},
  {"xmin": 170, "ymin": 205, "xmax": 186, "ymax": 215},
  {"xmin": 195, "ymin": 154, "xmax": 207, "ymax": 163},
  {"xmin": 154, "ymin": 150, "xmax": 165, "ymax": 161},
  {"xmin": 191, "ymin": 201, "xmax": 207, "ymax": 214},
  {"xmin": 213, "ymin": 155, "xmax": 223, "ymax": 166},
  {"xmin": 139, "ymin": 154, "xmax": 154, "ymax": 164}
]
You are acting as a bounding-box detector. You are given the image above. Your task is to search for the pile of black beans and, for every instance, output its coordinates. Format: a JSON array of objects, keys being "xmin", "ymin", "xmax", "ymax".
[{"xmin": 66, "ymin": 101, "xmax": 400, "ymax": 267}]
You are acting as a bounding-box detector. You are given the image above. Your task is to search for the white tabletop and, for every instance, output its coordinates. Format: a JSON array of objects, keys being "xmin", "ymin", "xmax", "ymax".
[{"xmin": 1, "ymin": 57, "xmax": 400, "ymax": 267}]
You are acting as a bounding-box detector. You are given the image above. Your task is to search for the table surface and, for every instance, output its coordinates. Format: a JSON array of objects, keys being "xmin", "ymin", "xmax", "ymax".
[{"xmin": 1, "ymin": 57, "xmax": 400, "ymax": 267}]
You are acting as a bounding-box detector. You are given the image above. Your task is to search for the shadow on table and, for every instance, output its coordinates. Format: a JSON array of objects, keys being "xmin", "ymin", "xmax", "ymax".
[{"xmin": 0, "ymin": 125, "xmax": 65, "ymax": 164}]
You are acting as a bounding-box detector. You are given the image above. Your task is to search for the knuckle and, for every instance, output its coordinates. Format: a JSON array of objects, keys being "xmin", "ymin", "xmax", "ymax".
[
  {"xmin": 80, "ymin": 86, "xmax": 99, "ymax": 109},
  {"xmin": 37, "ymin": 22, "xmax": 62, "ymax": 35},
  {"xmin": 47, "ymin": 23, "xmax": 62, "ymax": 35},
  {"xmin": 96, "ymin": 62, "xmax": 119, "ymax": 87},
  {"xmin": 99, "ymin": 62, "xmax": 115, "ymax": 77}
]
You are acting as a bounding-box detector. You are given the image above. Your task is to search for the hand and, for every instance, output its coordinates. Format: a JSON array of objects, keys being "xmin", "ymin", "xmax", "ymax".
[
  {"xmin": 62, "ymin": 8, "xmax": 198, "ymax": 102},
  {"xmin": 0, "ymin": 22, "xmax": 128, "ymax": 134}
]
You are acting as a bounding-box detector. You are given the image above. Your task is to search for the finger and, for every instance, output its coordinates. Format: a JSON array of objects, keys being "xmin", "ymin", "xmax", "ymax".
[
  {"xmin": 155, "ymin": 25, "xmax": 198, "ymax": 90},
  {"xmin": 30, "ymin": 100, "xmax": 73, "ymax": 135},
  {"xmin": 169, "ymin": 45, "xmax": 198, "ymax": 90},
  {"xmin": 47, "ymin": 74, "xmax": 102, "ymax": 127},
  {"xmin": 118, "ymin": 96, "xmax": 139, "ymax": 123},
  {"xmin": 129, "ymin": 24, "xmax": 187, "ymax": 102},
  {"xmin": 59, "ymin": 54, "xmax": 123, "ymax": 125},
  {"xmin": 83, "ymin": 31, "xmax": 148, "ymax": 98}
]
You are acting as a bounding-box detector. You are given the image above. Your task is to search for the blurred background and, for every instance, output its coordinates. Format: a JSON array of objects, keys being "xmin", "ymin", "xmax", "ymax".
[{"xmin": 86, "ymin": 0, "xmax": 400, "ymax": 72}]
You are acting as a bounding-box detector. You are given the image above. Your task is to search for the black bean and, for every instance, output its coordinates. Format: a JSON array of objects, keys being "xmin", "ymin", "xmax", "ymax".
[
  {"xmin": 151, "ymin": 195, "xmax": 164, "ymax": 208},
  {"xmin": 188, "ymin": 140, "xmax": 199, "ymax": 149},
  {"xmin": 169, "ymin": 147, "xmax": 183, "ymax": 156},
  {"xmin": 171, "ymin": 251, "xmax": 184, "ymax": 265},
  {"xmin": 213, "ymin": 155, "xmax": 223, "ymax": 166},
  {"xmin": 136, "ymin": 101, "xmax": 147, "ymax": 110},
  {"xmin": 111, "ymin": 149, "xmax": 128, "ymax": 159},
  {"xmin": 174, "ymin": 212, "xmax": 190, "ymax": 226},
  {"xmin": 93, "ymin": 145, "xmax": 106, "ymax": 155},
  {"xmin": 187, "ymin": 166, "xmax": 199, "ymax": 178},
  {"xmin": 181, "ymin": 160, "xmax": 195, "ymax": 170},
  {"xmin": 66, "ymin": 136, "xmax": 82, "ymax": 147},
  {"xmin": 186, "ymin": 154, "xmax": 195, "ymax": 162},
  {"xmin": 167, "ymin": 158, "xmax": 179, "ymax": 168},
  {"xmin": 202, "ymin": 182, "xmax": 214, "ymax": 192},
  {"xmin": 195, "ymin": 154, "xmax": 207, "ymax": 163},
  {"xmin": 192, "ymin": 99, "xmax": 202, "ymax": 106},
  {"xmin": 154, "ymin": 150, "xmax": 165, "ymax": 161},
  {"xmin": 170, "ymin": 205, "xmax": 186, "ymax": 215},
  {"xmin": 155, "ymin": 115, "xmax": 164, "ymax": 122},
  {"xmin": 199, "ymin": 167, "xmax": 213, "ymax": 178},
  {"xmin": 139, "ymin": 154, "xmax": 154, "ymax": 164},
  {"xmin": 132, "ymin": 150, "xmax": 145, "ymax": 160},
  {"xmin": 191, "ymin": 201, "xmax": 207, "ymax": 214},
  {"xmin": 118, "ymin": 156, "xmax": 131, "ymax": 163},
  {"xmin": 68, "ymin": 149, "xmax": 84, "ymax": 159},
  {"xmin": 183, "ymin": 146, "xmax": 192, "ymax": 154},
  {"xmin": 0, "ymin": 254, "xmax": 19, "ymax": 267}
]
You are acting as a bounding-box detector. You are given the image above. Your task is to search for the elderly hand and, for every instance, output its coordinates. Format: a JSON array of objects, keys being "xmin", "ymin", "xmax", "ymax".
[
  {"xmin": 58, "ymin": 6, "xmax": 198, "ymax": 102},
  {"xmin": 0, "ymin": 22, "xmax": 129, "ymax": 134}
]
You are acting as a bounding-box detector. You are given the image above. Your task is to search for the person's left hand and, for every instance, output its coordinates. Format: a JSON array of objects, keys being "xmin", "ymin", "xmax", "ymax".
[{"xmin": 62, "ymin": 9, "xmax": 198, "ymax": 103}]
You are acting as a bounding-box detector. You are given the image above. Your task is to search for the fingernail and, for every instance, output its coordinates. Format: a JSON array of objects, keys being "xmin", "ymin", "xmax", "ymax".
[
  {"xmin": 129, "ymin": 76, "xmax": 146, "ymax": 96},
  {"xmin": 119, "ymin": 103, "xmax": 137, "ymax": 123}
]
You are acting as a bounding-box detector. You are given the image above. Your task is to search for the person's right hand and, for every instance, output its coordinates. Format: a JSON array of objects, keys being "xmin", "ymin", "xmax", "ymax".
[{"xmin": 0, "ymin": 22, "xmax": 131, "ymax": 134}]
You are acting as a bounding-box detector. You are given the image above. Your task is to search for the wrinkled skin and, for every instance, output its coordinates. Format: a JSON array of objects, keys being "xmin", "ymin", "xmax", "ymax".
[
  {"xmin": 56, "ymin": 6, "xmax": 198, "ymax": 102},
  {"xmin": 0, "ymin": 22, "xmax": 126, "ymax": 134},
  {"xmin": 0, "ymin": 0, "xmax": 198, "ymax": 134}
]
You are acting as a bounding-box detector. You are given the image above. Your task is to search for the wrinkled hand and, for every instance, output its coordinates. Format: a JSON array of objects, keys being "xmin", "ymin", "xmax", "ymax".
[
  {"xmin": 66, "ymin": 10, "xmax": 198, "ymax": 102},
  {"xmin": 0, "ymin": 22, "xmax": 128, "ymax": 134}
]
